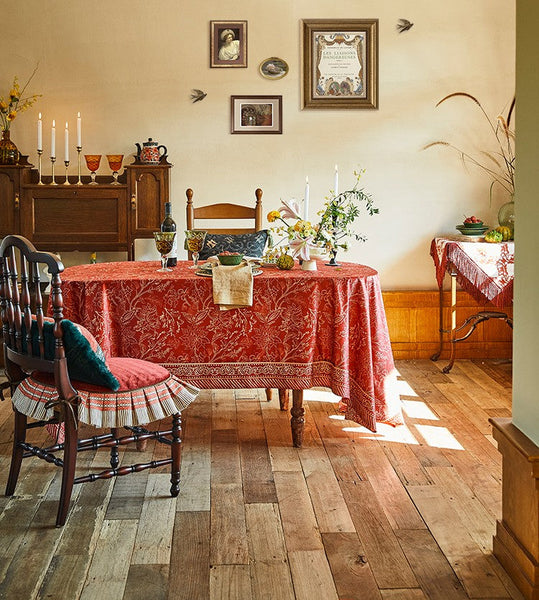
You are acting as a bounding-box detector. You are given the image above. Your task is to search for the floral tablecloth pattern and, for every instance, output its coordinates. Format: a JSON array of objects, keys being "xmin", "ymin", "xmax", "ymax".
[
  {"xmin": 55, "ymin": 260, "xmax": 403, "ymax": 432},
  {"xmin": 430, "ymin": 238, "xmax": 514, "ymax": 307}
]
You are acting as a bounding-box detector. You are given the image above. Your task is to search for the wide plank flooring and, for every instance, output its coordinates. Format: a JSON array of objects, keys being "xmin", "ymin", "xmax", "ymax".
[{"xmin": 0, "ymin": 359, "xmax": 523, "ymax": 600}]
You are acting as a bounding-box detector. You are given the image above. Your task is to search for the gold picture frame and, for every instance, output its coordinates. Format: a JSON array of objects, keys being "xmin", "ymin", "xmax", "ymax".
[{"xmin": 302, "ymin": 19, "xmax": 378, "ymax": 109}]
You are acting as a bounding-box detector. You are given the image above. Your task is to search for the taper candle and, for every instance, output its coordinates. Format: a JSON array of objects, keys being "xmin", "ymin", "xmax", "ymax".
[
  {"xmin": 77, "ymin": 112, "xmax": 81, "ymax": 147},
  {"xmin": 334, "ymin": 164, "xmax": 339, "ymax": 196},
  {"xmin": 304, "ymin": 176, "xmax": 310, "ymax": 221},
  {"xmin": 51, "ymin": 120, "xmax": 56, "ymax": 158},
  {"xmin": 64, "ymin": 122, "xmax": 69, "ymax": 162},
  {"xmin": 37, "ymin": 113, "xmax": 42, "ymax": 151}
]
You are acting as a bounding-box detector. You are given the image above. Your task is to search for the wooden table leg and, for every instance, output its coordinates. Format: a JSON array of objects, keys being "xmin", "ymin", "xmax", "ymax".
[
  {"xmin": 444, "ymin": 271, "xmax": 458, "ymax": 373},
  {"xmin": 290, "ymin": 390, "xmax": 305, "ymax": 448},
  {"xmin": 431, "ymin": 280, "xmax": 445, "ymax": 361},
  {"xmin": 279, "ymin": 389, "xmax": 290, "ymax": 411}
]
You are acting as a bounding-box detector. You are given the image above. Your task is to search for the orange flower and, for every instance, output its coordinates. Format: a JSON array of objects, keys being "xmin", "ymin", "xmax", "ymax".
[{"xmin": 267, "ymin": 210, "xmax": 281, "ymax": 223}]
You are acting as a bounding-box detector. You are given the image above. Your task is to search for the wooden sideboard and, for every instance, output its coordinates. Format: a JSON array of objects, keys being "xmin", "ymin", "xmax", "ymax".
[{"xmin": 0, "ymin": 158, "xmax": 171, "ymax": 260}]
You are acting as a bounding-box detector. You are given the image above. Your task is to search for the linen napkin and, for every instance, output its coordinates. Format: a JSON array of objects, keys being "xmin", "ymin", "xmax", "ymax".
[{"xmin": 212, "ymin": 262, "xmax": 253, "ymax": 310}]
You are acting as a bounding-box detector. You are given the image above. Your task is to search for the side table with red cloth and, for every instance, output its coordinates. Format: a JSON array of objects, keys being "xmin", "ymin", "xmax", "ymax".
[
  {"xmin": 429, "ymin": 237, "xmax": 514, "ymax": 372},
  {"xmin": 53, "ymin": 260, "xmax": 403, "ymax": 436}
]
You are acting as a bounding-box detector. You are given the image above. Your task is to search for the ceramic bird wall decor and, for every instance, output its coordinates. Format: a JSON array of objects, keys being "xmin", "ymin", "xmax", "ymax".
[
  {"xmin": 190, "ymin": 89, "xmax": 207, "ymax": 103},
  {"xmin": 396, "ymin": 18, "xmax": 414, "ymax": 33}
]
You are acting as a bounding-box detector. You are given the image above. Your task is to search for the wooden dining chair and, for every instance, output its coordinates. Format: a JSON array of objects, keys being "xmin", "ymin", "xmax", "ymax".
[
  {"xmin": 185, "ymin": 188, "xmax": 290, "ymax": 409},
  {"xmin": 0, "ymin": 234, "xmax": 199, "ymax": 527}
]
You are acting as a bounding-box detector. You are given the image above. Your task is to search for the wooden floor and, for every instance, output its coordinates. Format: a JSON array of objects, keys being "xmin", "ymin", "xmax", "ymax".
[{"xmin": 0, "ymin": 359, "xmax": 523, "ymax": 600}]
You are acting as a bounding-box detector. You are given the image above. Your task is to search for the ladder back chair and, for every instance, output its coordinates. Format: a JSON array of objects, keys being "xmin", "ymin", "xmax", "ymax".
[
  {"xmin": 185, "ymin": 188, "xmax": 290, "ymax": 409},
  {"xmin": 0, "ymin": 235, "xmax": 198, "ymax": 527}
]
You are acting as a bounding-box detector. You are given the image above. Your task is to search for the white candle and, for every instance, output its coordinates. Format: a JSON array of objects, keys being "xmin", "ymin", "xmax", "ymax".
[
  {"xmin": 51, "ymin": 120, "xmax": 56, "ymax": 158},
  {"xmin": 64, "ymin": 122, "xmax": 69, "ymax": 162},
  {"xmin": 77, "ymin": 112, "xmax": 81, "ymax": 147},
  {"xmin": 334, "ymin": 164, "xmax": 339, "ymax": 196},
  {"xmin": 37, "ymin": 113, "xmax": 42, "ymax": 151},
  {"xmin": 304, "ymin": 176, "xmax": 310, "ymax": 221}
]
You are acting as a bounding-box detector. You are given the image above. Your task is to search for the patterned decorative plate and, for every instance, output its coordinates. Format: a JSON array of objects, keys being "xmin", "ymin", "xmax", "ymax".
[{"xmin": 195, "ymin": 268, "xmax": 262, "ymax": 277}]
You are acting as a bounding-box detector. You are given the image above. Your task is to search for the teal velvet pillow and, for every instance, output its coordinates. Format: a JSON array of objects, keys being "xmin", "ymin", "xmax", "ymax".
[{"xmin": 25, "ymin": 319, "xmax": 120, "ymax": 391}]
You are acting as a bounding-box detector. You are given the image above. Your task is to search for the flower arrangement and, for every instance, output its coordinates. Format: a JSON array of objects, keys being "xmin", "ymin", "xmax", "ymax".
[
  {"xmin": 0, "ymin": 66, "xmax": 41, "ymax": 133},
  {"xmin": 267, "ymin": 169, "xmax": 378, "ymax": 262},
  {"xmin": 424, "ymin": 92, "xmax": 515, "ymax": 203}
]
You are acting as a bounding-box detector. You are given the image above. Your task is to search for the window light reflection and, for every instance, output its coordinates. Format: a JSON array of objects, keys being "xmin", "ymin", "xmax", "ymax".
[
  {"xmin": 414, "ymin": 424, "xmax": 464, "ymax": 450},
  {"xmin": 401, "ymin": 400, "xmax": 438, "ymax": 420}
]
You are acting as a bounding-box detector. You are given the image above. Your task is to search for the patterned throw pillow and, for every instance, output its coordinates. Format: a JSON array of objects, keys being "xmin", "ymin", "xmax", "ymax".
[
  {"xmin": 26, "ymin": 318, "xmax": 120, "ymax": 391},
  {"xmin": 198, "ymin": 230, "xmax": 269, "ymax": 260}
]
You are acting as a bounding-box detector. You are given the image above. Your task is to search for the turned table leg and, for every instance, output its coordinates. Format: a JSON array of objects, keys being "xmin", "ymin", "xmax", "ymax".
[{"xmin": 290, "ymin": 390, "xmax": 305, "ymax": 448}]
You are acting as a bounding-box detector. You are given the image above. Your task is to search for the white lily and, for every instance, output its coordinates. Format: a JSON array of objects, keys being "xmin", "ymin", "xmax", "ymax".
[
  {"xmin": 289, "ymin": 234, "xmax": 317, "ymax": 261},
  {"xmin": 279, "ymin": 198, "xmax": 303, "ymax": 220}
]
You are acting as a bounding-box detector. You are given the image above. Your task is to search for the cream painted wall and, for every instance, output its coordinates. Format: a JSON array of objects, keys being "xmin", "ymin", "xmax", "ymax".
[{"xmin": 2, "ymin": 0, "xmax": 515, "ymax": 289}]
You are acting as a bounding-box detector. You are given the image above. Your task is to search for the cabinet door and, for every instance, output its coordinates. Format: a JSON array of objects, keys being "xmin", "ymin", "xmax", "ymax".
[
  {"xmin": 0, "ymin": 166, "xmax": 30, "ymax": 238},
  {"xmin": 128, "ymin": 165, "xmax": 170, "ymax": 239},
  {"xmin": 20, "ymin": 186, "xmax": 128, "ymax": 253}
]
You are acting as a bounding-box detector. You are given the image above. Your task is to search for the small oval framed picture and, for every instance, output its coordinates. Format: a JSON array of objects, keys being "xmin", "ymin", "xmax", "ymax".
[{"xmin": 259, "ymin": 57, "xmax": 289, "ymax": 80}]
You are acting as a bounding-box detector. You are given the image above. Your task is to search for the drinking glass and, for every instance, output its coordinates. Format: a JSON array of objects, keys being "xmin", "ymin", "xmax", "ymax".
[
  {"xmin": 84, "ymin": 154, "xmax": 101, "ymax": 185},
  {"xmin": 106, "ymin": 154, "xmax": 124, "ymax": 185},
  {"xmin": 184, "ymin": 230, "xmax": 207, "ymax": 269},
  {"xmin": 153, "ymin": 231, "xmax": 176, "ymax": 272}
]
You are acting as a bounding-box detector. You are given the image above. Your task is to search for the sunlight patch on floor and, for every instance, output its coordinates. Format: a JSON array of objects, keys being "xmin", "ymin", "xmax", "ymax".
[
  {"xmin": 414, "ymin": 424, "xmax": 464, "ymax": 450},
  {"xmin": 401, "ymin": 399, "xmax": 439, "ymax": 420}
]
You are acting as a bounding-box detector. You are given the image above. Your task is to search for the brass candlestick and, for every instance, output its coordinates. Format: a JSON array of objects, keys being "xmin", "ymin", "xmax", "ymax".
[
  {"xmin": 37, "ymin": 149, "xmax": 44, "ymax": 184},
  {"xmin": 76, "ymin": 146, "xmax": 83, "ymax": 185},
  {"xmin": 50, "ymin": 157, "xmax": 58, "ymax": 185},
  {"xmin": 63, "ymin": 160, "xmax": 70, "ymax": 185}
]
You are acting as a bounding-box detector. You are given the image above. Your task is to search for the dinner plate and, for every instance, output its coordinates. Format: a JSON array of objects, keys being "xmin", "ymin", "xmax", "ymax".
[{"xmin": 196, "ymin": 268, "xmax": 262, "ymax": 277}]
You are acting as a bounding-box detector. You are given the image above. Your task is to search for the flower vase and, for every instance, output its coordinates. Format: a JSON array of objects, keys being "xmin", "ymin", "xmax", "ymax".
[
  {"xmin": 301, "ymin": 259, "xmax": 317, "ymax": 271},
  {"xmin": 326, "ymin": 249, "xmax": 340, "ymax": 267},
  {"xmin": 0, "ymin": 130, "xmax": 19, "ymax": 165},
  {"xmin": 497, "ymin": 200, "xmax": 515, "ymax": 236}
]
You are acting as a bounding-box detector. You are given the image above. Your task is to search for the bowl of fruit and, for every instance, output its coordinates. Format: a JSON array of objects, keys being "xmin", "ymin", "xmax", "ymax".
[
  {"xmin": 456, "ymin": 215, "xmax": 489, "ymax": 236},
  {"xmin": 218, "ymin": 251, "xmax": 244, "ymax": 265}
]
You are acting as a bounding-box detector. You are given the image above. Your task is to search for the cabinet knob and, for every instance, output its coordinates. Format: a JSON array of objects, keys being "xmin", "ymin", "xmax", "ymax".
[
  {"xmin": 14, "ymin": 193, "xmax": 19, "ymax": 209},
  {"xmin": 131, "ymin": 193, "xmax": 136, "ymax": 210}
]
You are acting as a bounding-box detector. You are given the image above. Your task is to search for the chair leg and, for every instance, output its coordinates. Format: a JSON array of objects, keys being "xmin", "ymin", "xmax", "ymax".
[
  {"xmin": 56, "ymin": 410, "xmax": 78, "ymax": 527},
  {"xmin": 5, "ymin": 409, "xmax": 27, "ymax": 496},
  {"xmin": 170, "ymin": 413, "xmax": 182, "ymax": 497},
  {"xmin": 279, "ymin": 389, "xmax": 291, "ymax": 411},
  {"xmin": 110, "ymin": 427, "xmax": 120, "ymax": 469}
]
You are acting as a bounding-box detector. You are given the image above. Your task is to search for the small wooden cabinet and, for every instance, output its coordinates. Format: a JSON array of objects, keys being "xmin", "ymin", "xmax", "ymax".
[{"xmin": 0, "ymin": 159, "xmax": 171, "ymax": 260}]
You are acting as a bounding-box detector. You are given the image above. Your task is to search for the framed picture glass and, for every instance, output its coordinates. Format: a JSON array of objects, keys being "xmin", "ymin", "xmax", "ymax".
[
  {"xmin": 231, "ymin": 96, "xmax": 282, "ymax": 134},
  {"xmin": 210, "ymin": 20, "xmax": 247, "ymax": 68},
  {"xmin": 302, "ymin": 19, "xmax": 378, "ymax": 109}
]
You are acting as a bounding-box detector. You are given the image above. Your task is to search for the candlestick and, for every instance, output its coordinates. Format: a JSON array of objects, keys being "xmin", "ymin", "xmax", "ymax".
[
  {"xmin": 64, "ymin": 122, "xmax": 69, "ymax": 163},
  {"xmin": 37, "ymin": 149, "xmax": 44, "ymax": 185},
  {"xmin": 51, "ymin": 120, "xmax": 56, "ymax": 159},
  {"xmin": 334, "ymin": 164, "xmax": 339, "ymax": 196},
  {"xmin": 304, "ymin": 176, "xmax": 310, "ymax": 221},
  {"xmin": 63, "ymin": 160, "xmax": 70, "ymax": 185},
  {"xmin": 76, "ymin": 146, "xmax": 83, "ymax": 185},
  {"xmin": 37, "ymin": 113, "xmax": 42, "ymax": 152},
  {"xmin": 50, "ymin": 156, "xmax": 58, "ymax": 185},
  {"xmin": 77, "ymin": 112, "xmax": 81, "ymax": 147}
]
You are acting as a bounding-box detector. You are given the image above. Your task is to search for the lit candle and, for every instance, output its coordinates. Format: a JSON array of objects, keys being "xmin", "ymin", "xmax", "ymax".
[
  {"xmin": 51, "ymin": 120, "xmax": 56, "ymax": 158},
  {"xmin": 37, "ymin": 113, "xmax": 42, "ymax": 151},
  {"xmin": 77, "ymin": 112, "xmax": 81, "ymax": 147},
  {"xmin": 304, "ymin": 176, "xmax": 310, "ymax": 221},
  {"xmin": 334, "ymin": 164, "xmax": 339, "ymax": 196},
  {"xmin": 64, "ymin": 122, "xmax": 69, "ymax": 162}
]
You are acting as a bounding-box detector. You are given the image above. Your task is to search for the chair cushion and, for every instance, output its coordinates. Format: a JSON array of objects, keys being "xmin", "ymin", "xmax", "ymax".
[
  {"xmin": 24, "ymin": 318, "xmax": 120, "ymax": 391},
  {"xmin": 198, "ymin": 230, "xmax": 269, "ymax": 260}
]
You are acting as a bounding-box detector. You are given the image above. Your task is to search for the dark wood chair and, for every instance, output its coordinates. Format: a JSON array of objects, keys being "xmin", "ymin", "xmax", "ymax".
[
  {"xmin": 185, "ymin": 188, "xmax": 291, "ymax": 409},
  {"xmin": 0, "ymin": 235, "xmax": 198, "ymax": 527}
]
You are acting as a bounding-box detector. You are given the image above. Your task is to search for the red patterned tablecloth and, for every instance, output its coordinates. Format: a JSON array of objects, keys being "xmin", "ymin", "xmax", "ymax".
[
  {"xmin": 430, "ymin": 238, "xmax": 514, "ymax": 307},
  {"xmin": 55, "ymin": 260, "xmax": 402, "ymax": 432}
]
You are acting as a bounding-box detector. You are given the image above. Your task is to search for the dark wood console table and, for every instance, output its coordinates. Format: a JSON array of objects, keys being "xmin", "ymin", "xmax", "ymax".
[{"xmin": 0, "ymin": 158, "xmax": 171, "ymax": 260}]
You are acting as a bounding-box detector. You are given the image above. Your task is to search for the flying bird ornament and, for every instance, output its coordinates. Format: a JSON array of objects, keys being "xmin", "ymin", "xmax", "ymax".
[
  {"xmin": 396, "ymin": 18, "xmax": 414, "ymax": 33},
  {"xmin": 190, "ymin": 89, "xmax": 207, "ymax": 103}
]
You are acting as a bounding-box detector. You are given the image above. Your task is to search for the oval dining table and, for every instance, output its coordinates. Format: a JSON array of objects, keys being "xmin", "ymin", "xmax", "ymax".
[{"xmin": 54, "ymin": 259, "xmax": 403, "ymax": 446}]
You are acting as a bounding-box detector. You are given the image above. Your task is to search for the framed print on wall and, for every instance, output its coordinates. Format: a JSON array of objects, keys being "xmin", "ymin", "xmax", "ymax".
[
  {"xmin": 302, "ymin": 19, "xmax": 378, "ymax": 109},
  {"xmin": 231, "ymin": 95, "xmax": 282, "ymax": 134},
  {"xmin": 210, "ymin": 20, "xmax": 247, "ymax": 68}
]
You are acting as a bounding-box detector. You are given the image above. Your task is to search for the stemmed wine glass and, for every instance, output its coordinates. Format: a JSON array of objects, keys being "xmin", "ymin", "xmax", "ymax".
[
  {"xmin": 184, "ymin": 230, "xmax": 207, "ymax": 269},
  {"xmin": 153, "ymin": 231, "xmax": 176, "ymax": 272},
  {"xmin": 84, "ymin": 154, "xmax": 101, "ymax": 185},
  {"xmin": 106, "ymin": 154, "xmax": 124, "ymax": 185}
]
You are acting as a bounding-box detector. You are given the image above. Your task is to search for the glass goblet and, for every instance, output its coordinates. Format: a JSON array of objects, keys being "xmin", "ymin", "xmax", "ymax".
[
  {"xmin": 84, "ymin": 154, "xmax": 101, "ymax": 185},
  {"xmin": 184, "ymin": 230, "xmax": 207, "ymax": 269},
  {"xmin": 106, "ymin": 154, "xmax": 124, "ymax": 185},
  {"xmin": 153, "ymin": 231, "xmax": 176, "ymax": 272}
]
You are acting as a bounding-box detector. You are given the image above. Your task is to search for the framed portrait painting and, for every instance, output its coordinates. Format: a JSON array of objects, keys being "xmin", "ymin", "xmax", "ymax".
[
  {"xmin": 210, "ymin": 20, "xmax": 247, "ymax": 68},
  {"xmin": 302, "ymin": 19, "xmax": 378, "ymax": 109},
  {"xmin": 231, "ymin": 96, "xmax": 282, "ymax": 134}
]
